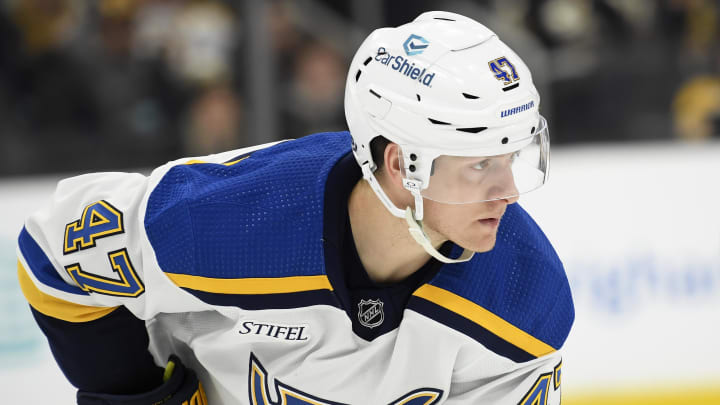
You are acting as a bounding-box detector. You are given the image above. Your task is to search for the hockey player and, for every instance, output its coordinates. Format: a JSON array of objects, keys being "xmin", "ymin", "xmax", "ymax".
[{"xmin": 17, "ymin": 11, "xmax": 573, "ymax": 404}]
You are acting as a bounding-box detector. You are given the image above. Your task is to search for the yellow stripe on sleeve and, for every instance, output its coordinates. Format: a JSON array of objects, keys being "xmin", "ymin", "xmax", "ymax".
[
  {"xmin": 184, "ymin": 156, "xmax": 249, "ymax": 166},
  {"xmin": 413, "ymin": 284, "xmax": 555, "ymax": 357},
  {"xmin": 17, "ymin": 261, "xmax": 118, "ymax": 323},
  {"xmin": 222, "ymin": 156, "xmax": 250, "ymax": 166},
  {"xmin": 164, "ymin": 273, "xmax": 333, "ymax": 295},
  {"xmin": 184, "ymin": 159, "xmax": 207, "ymax": 165}
]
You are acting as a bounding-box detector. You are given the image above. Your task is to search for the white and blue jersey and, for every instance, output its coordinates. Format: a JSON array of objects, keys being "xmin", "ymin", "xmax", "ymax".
[{"xmin": 17, "ymin": 131, "xmax": 574, "ymax": 404}]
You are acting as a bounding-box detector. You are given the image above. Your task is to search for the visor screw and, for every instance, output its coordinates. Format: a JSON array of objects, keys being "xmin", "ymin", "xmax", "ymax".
[
  {"xmin": 409, "ymin": 164, "xmax": 416, "ymax": 172},
  {"xmin": 410, "ymin": 153, "xmax": 417, "ymax": 161},
  {"xmin": 501, "ymin": 137, "xmax": 509, "ymax": 144},
  {"xmin": 531, "ymin": 127, "xmax": 536, "ymax": 134}
]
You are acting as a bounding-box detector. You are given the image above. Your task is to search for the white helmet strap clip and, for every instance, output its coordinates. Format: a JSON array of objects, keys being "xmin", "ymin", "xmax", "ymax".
[{"xmin": 401, "ymin": 178, "xmax": 424, "ymax": 220}]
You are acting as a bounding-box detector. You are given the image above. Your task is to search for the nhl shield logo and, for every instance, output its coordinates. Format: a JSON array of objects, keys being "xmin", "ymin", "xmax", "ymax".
[{"xmin": 358, "ymin": 299, "xmax": 384, "ymax": 329}]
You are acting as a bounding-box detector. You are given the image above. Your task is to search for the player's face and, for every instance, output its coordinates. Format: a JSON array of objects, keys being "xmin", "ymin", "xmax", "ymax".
[
  {"xmin": 382, "ymin": 143, "xmax": 519, "ymax": 252},
  {"xmin": 421, "ymin": 196, "xmax": 517, "ymax": 253},
  {"xmin": 418, "ymin": 154, "xmax": 520, "ymax": 253}
]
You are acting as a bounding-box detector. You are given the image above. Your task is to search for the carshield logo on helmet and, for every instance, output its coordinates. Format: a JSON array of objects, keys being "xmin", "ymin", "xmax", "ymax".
[
  {"xmin": 375, "ymin": 47, "xmax": 436, "ymax": 87},
  {"xmin": 403, "ymin": 34, "xmax": 429, "ymax": 56}
]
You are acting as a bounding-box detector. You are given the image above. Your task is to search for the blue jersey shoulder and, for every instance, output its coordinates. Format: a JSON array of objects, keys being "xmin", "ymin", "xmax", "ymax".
[
  {"xmin": 144, "ymin": 132, "xmax": 352, "ymax": 280},
  {"xmin": 429, "ymin": 203, "xmax": 574, "ymax": 352}
]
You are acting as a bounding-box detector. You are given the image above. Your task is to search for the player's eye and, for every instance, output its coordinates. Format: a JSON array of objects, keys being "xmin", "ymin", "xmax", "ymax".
[{"xmin": 472, "ymin": 159, "xmax": 490, "ymax": 171}]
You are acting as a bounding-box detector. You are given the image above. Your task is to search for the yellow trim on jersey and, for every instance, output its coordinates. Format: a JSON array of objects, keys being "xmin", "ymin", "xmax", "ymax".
[
  {"xmin": 164, "ymin": 273, "xmax": 334, "ymax": 294},
  {"xmin": 394, "ymin": 391, "xmax": 440, "ymax": 405},
  {"xmin": 413, "ymin": 284, "xmax": 555, "ymax": 357},
  {"xmin": 17, "ymin": 261, "xmax": 118, "ymax": 323},
  {"xmin": 223, "ymin": 156, "xmax": 251, "ymax": 166},
  {"xmin": 184, "ymin": 156, "xmax": 250, "ymax": 166}
]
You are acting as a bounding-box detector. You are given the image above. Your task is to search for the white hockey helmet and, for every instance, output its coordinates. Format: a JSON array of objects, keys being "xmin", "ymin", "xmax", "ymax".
[{"xmin": 344, "ymin": 11, "xmax": 549, "ymax": 262}]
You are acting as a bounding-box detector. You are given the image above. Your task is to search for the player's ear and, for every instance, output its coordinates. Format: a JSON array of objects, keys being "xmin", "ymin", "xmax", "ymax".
[
  {"xmin": 375, "ymin": 142, "xmax": 413, "ymax": 208},
  {"xmin": 382, "ymin": 143, "xmax": 404, "ymax": 187}
]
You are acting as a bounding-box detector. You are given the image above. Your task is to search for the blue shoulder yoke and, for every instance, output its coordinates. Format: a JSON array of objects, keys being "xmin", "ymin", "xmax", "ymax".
[
  {"xmin": 145, "ymin": 132, "xmax": 352, "ymax": 280},
  {"xmin": 414, "ymin": 204, "xmax": 574, "ymax": 358}
]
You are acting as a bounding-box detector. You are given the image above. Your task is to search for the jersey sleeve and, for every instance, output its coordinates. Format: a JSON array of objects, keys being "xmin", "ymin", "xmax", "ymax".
[
  {"xmin": 448, "ymin": 349, "xmax": 564, "ymax": 404},
  {"xmin": 16, "ymin": 170, "xmax": 171, "ymax": 394},
  {"xmin": 15, "ymin": 142, "xmax": 280, "ymax": 396},
  {"xmin": 17, "ymin": 171, "xmax": 155, "ymax": 320},
  {"xmin": 17, "ymin": 142, "xmax": 282, "ymax": 321}
]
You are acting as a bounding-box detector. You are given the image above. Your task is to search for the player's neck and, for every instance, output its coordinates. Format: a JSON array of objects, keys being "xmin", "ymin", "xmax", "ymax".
[{"xmin": 348, "ymin": 179, "xmax": 441, "ymax": 284}]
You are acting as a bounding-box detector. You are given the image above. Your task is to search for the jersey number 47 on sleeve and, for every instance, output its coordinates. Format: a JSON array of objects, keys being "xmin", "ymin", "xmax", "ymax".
[
  {"xmin": 518, "ymin": 361, "xmax": 562, "ymax": 405},
  {"xmin": 63, "ymin": 201, "xmax": 145, "ymax": 297}
]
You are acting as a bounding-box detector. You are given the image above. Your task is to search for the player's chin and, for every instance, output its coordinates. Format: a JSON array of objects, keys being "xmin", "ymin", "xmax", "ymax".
[{"xmin": 455, "ymin": 230, "xmax": 498, "ymax": 253}]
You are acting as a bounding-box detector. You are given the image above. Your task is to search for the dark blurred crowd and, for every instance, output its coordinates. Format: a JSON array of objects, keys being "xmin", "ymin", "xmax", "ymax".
[{"xmin": 0, "ymin": 0, "xmax": 718, "ymax": 176}]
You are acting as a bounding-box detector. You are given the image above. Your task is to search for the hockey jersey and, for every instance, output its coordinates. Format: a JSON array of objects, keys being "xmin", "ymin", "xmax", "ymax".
[{"xmin": 17, "ymin": 131, "xmax": 574, "ymax": 404}]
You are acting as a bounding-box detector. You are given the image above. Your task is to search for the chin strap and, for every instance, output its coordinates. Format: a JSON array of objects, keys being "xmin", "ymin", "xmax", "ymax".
[
  {"xmin": 404, "ymin": 207, "xmax": 474, "ymax": 264},
  {"xmin": 361, "ymin": 162, "xmax": 407, "ymax": 218}
]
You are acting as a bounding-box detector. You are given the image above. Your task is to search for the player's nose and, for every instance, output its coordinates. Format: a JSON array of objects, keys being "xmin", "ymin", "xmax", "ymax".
[
  {"xmin": 487, "ymin": 167, "xmax": 519, "ymax": 204},
  {"xmin": 505, "ymin": 193, "xmax": 519, "ymax": 204}
]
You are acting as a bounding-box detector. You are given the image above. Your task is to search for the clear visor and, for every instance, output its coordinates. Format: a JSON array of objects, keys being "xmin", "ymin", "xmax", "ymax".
[{"xmin": 406, "ymin": 117, "xmax": 549, "ymax": 204}]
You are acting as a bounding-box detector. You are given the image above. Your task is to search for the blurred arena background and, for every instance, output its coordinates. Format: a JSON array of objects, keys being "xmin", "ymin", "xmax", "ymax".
[{"xmin": 0, "ymin": 0, "xmax": 719, "ymax": 403}]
